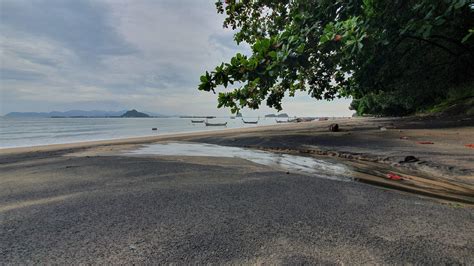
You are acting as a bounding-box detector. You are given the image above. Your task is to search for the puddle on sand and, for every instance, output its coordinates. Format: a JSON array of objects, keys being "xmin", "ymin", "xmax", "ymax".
[{"xmin": 125, "ymin": 142, "xmax": 352, "ymax": 182}]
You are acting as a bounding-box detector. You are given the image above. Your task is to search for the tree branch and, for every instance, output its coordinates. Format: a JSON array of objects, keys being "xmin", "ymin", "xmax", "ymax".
[
  {"xmin": 431, "ymin": 34, "xmax": 474, "ymax": 55},
  {"xmin": 402, "ymin": 34, "xmax": 458, "ymax": 56}
]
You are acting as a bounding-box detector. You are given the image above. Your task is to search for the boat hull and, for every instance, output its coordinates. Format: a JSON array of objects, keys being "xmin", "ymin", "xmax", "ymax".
[{"xmin": 205, "ymin": 122, "xmax": 227, "ymax": 126}]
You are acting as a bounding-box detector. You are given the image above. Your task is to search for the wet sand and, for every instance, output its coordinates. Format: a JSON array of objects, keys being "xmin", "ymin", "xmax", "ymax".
[{"xmin": 1, "ymin": 116, "xmax": 473, "ymax": 263}]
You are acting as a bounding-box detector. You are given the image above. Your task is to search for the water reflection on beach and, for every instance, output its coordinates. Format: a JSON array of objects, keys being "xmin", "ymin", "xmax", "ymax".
[{"xmin": 126, "ymin": 142, "xmax": 352, "ymax": 181}]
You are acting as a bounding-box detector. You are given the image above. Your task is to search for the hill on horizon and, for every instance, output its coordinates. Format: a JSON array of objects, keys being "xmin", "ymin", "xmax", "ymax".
[{"xmin": 121, "ymin": 109, "xmax": 150, "ymax": 118}]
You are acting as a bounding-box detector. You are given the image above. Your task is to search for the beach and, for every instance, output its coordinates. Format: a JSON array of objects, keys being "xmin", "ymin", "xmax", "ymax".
[{"xmin": 1, "ymin": 116, "xmax": 473, "ymax": 263}]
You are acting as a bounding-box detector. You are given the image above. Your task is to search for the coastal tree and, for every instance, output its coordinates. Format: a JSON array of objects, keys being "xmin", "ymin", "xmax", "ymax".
[{"xmin": 198, "ymin": 0, "xmax": 474, "ymax": 115}]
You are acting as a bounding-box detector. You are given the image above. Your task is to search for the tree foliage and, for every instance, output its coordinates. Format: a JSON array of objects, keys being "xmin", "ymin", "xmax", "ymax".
[{"xmin": 198, "ymin": 0, "xmax": 474, "ymax": 115}]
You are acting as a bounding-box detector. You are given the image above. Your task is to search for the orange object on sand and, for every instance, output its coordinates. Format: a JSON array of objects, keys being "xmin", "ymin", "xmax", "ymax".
[
  {"xmin": 466, "ymin": 144, "xmax": 474, "ymax": 148},
  {"xmin": 386, "ymin": 173, "xmax": 403, "ymax": 180},
  {"xmin": 418, "ymin": 141, "xmax": 434, "ymax": 144}
]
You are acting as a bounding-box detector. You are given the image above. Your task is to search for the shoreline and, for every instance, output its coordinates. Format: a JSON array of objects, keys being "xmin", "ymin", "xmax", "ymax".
[
  {"xmin": 1, "ymin": 116, "xmax": 473, "ymax": 203},
  {"xmin": 0, "ymin": 118, "xmax": 348, "ymax": 155}
]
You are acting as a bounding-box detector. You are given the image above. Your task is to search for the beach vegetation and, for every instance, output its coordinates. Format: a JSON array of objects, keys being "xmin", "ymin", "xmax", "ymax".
[{"xmin": 198, "ymin": 0, "xmax": 474, "ymax": 116}]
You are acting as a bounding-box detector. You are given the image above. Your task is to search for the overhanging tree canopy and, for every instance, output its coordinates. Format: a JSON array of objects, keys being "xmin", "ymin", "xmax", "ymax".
[{"xmin": 198, "ymin": 0, "xmax": 474, "ymax": 115}]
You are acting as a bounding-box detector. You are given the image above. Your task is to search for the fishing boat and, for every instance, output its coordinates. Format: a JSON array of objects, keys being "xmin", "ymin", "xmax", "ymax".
[
  {"xmin": 242, "ymin": 118, "xmax": 259, "ymax": 124},
  {"xmin": 191, "ymin": 120, "xmax": 205, "ymax": 123},
  {"xmin": 205, "ymin": 121, "xmax": 227, "ymax": 126}
]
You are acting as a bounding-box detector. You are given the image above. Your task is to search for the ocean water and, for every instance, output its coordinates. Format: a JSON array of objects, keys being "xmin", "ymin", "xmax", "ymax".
[{"xmin": 0, "ymin": 117, "xmax": 278, "ymax": 149}]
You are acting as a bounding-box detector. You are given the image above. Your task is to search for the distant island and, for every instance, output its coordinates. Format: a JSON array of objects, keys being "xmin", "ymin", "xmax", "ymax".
[
  {"xmin": 265, "ymin": 113, "xmax": 289, "ymax": 118},
  {"xmin": 121, "ymin": 109, "xmax": 150, "ymax": 118}
]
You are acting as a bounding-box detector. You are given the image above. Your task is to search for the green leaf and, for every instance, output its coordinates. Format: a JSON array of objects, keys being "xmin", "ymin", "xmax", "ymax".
[
  {"xmin": 461, "ymin": 32, "xmax": 473, "ymax": 43},
  {"xmin": 296, "ymin": 44, "xmax": 305, "ymax": 53},
  {"xmin": 433, "ymin": 17, "xmax": 446, "ymax": 26},
  {"xmin": 454, "ymin": 0, "xmax": 466, "ymax": 9},
  {"xmin": 320, "ymin": 34, "xmax": 330, "ymax": 44}
]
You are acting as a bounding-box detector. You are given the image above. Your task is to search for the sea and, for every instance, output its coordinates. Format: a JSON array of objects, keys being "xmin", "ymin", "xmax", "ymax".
[{"xmin": 0, "ymin": 117, "xmax": 280, "ymax": 149}]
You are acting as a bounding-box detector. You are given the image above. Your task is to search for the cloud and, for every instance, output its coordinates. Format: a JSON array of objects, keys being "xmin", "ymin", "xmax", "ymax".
[
  {"xmin": 0, "ymin": 68, "xmax": 46, "ymax": 81},
  {"xmin": 1, "ymin": 0, "xmax": 136, "ymax": 61},
  {"xmin": 209, "ymin": 31, "xmax": 250, "ymax": 54},
  {"xmin": 0, "ymin": 0, "xmax": 352, "ymax": 116}
]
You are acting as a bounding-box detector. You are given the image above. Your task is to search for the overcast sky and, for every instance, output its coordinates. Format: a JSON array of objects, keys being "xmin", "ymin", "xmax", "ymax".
[{"xmin": 0, "ymin": 0, "xmax": 353, "ymax": 116}]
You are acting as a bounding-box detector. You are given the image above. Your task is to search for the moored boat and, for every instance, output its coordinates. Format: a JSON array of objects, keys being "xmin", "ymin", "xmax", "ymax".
[
  {"xmin": 191, "ymin": 120, "xmax": 205, "ymax": 123},
  {"xmin": 242, "ymin": 118, "xmax": 259, "ymax": 124},
  {"xmin": 205, "ymin": 122, "xmax": 227, "ymax": 126}
]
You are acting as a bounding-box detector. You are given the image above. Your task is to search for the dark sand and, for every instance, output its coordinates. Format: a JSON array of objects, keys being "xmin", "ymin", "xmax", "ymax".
[{"xmin": 1, "ymin": 116, "xmax": 473, "ymax": 263}]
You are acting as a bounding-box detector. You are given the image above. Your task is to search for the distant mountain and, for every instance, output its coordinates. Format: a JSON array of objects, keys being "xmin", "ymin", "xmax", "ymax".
[
  {"xmin": 265, "ymin": 113, "xmax": 289, "ymax": 118},
  {"xmin": 4, "ymin": 112, "xmax": 51, "ymax": 118},
  {"xmin": 121, "ymin": 109, "xmax": 150, "ymax": 118},
  {"xmin": 4, "ymin": 110, "xmax": 127, "ymax": 118},
  {"xmin": 4, "ymin": 110, "xmax": 169, "ymax": 118},
  {"xmin": 51, "ymin": 110, "xmax": 128, "ymax": 117}
]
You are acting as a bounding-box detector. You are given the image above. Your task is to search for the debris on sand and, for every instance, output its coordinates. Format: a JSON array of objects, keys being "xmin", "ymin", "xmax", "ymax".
[
  {"xmin": 329, "ymin": 123, "xmax": 339, "ymax": 132},
  {"xmin": 386, "ymin": 173, "xmax": 403, "ymax": 180},
  {"xmin": 418, "ymin": 141, "xmax": 434, "ymax": 144},
  {"xmin": 399, "ymin": 156, "xmax": 419, "ymax": 163}
]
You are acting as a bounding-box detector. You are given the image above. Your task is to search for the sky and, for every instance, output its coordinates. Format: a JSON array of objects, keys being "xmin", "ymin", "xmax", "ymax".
[{"xmin": 0, "ymin": 0, "xmax": 353, "ymax": 117}]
